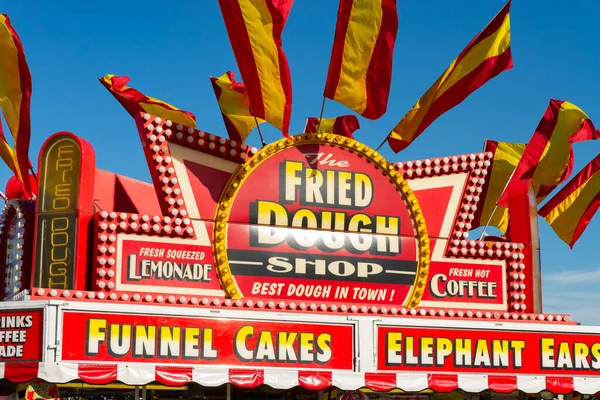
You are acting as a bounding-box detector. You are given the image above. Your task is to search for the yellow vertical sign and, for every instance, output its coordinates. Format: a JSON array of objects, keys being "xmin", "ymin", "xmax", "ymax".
[{"xmin": 33, "ymin": 135, "xmax": 81, "ymax": 289}]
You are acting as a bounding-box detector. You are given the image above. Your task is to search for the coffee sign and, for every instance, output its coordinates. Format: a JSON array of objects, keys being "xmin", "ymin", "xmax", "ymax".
[{"xmin": 213, "ymin": 136, "xmax": 430, "ymax": 308}]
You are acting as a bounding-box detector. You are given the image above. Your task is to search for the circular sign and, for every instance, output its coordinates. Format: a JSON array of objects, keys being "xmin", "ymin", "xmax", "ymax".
[
  {"xmin": 213, "ymin": 134, "xmax": 430, "ymax": 308},
  {"xmin": 25, "ymin": 379, "xmax": 60, "ymax": 400}
]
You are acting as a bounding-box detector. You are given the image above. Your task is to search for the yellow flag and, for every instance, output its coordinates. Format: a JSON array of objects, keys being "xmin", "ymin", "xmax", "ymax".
[
  {"xmin": 0, "ymin": 14, "xmax": 33, "ymax": 192},
  {"xmin": 475, "ymin": 140, "xmax": 525, "ymax": 233}
]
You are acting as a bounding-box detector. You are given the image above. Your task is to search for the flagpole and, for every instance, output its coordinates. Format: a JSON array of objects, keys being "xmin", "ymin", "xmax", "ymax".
[
  {"xmin": 478, "ymin": 166, "xmax": 518, "ymax": 241},
  {"xmin": 28, "ymin": 165, "xmax": 38, "ymax": 199},
  {"xmin": 253, "ymin": 116, "xmax": 267, "ymax": 147},
  {"xmin": 375, "ymin": 135, "xmax": 388, "ymax": 152},
  {"xmin": 477, "ymin": 137, "xmax": 494, "ymax": 240},
  {"xmin": 29, "ymin": 167, "xmax": 37, "ymax": 182},
  {"xmin": 479, "ymin": 168, "xmax": 517, "ymax": 240},
  {"xmin": 478, "ymin": 205, "xmax": 500, "ymax": 240},
  {"xmin": 247, "ymin": 103, "xmax": 267, "ymax": 147},
  {"xmin": 317, "ymin": 97, "xmax": 326, "ymax": 133}
]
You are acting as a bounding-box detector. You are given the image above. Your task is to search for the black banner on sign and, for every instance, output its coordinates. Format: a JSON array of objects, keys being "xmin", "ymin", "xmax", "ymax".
[{"xmin": 227, "ymin": 249, "xmax": 417, "ymax": 284}]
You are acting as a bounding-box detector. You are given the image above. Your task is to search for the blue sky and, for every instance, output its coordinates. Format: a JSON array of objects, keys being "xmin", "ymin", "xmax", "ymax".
[{"xmin": 2, "ymin": 1, "xmax": 599, "ymax": 323}]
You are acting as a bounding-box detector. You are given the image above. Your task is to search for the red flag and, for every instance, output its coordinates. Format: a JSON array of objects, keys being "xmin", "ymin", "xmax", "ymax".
[
  {"xmin": 497, "ymin": 99, "xmax": 600, "ymax": 206},
  {"xmin": 210, "ymin": 71, "xmax": 264, "ymax": 143},
  {"xmin": 470, "ymin": 140, "xmax": 525, "ymax": 233},
  {"xmin": 0, "ymin": 123, "xmax": 17, "ymax": 175},
  {"xmin": 387, "ymin": 1, "xmax": 512, "ymax": 152},
  {"xmin": 539, "ymin": 154, "xmax": 600, "ymax": 248},
  {"xmin": 0, "ymin": 14, "xmax": 33, "ymax": 195},
  {"xmin": 304, "ymin": 116, "xmax": 360, "ymax": 138},
  {"xmin": 100, "ymin": 74, "xmax": 196, "ymax": 128},
  {"xmin": 217, "ymin": 0, "xmax": 293, "ymax": 136},
  {"xmin": 324, "ymin": 0, "xmax": 398, "ymax": 120}
]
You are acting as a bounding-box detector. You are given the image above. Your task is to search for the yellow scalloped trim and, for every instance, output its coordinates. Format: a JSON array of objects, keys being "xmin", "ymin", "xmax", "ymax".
[{"xmin": 212, "ymin": 133, "xmax": 430, "ymax": 308}]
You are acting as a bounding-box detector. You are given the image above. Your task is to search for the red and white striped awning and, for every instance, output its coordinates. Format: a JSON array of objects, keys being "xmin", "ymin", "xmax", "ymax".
[{"xmin": 1, "ymin": 363, "xmax": 599, "ymax": 394}]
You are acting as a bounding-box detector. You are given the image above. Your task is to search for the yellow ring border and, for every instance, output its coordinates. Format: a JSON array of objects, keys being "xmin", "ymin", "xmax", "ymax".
[{"xmin": 212, "ymin": 133, "xmax": 431, "ymax": 309}]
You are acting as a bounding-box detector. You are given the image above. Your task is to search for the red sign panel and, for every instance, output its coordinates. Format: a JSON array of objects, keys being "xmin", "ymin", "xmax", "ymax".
[
  {"xmin": 0, "ymin": 309, "xmax": 43, "ymax": 362},
  {"xmin": 116, "ymin": 238, "xmax": 222, "ymax": 295},
  {"xmin": 61, "ymin": 311, "xmax": 354, "ymax": 370},
  {"xmin": 421, "ymin": 262, "xmax": 503, "ymax": 305},
  {"xmin": 218, "ymin": 143, "xmax": 426, "ymax": 307},
  {"xmin": 403, "ymin": 178, "xmax": 508, "ymax": 310},
  {"xmin": 378, "ymin": 325, "xmax": 600, "ymax": 375},
  {"xmin": 89, "ymin": 120, "xmax": 519, "ymax": 315}
]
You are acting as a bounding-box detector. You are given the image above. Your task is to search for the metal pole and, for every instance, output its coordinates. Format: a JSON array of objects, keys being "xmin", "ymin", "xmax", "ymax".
[
  {"xmin": 253, "ymin": 116, "xmax": 267, "ymax": 147},
  {"xmin": 478, "ymin": 203, "xmax": 499, "ymax": 240},
  {"xmin": 302, "ymin": 118, "xmax": 309, "ymax": 134},
  {"xmin": 248, "ymin": 103, "xmax": 267, "ymax": 147},
  {"xmin": 478, "ymin": 156, "xmax": 519, "ymax": 240},
  {"xmin": 29, "ymin": 167, "xmax": 38, "ymax": 182},
  {"xmin": 374, "ymin": 135, "xmax": 388, "ymax": 152},
  {"xmin": 316, "ymin": 97, "xmax": 326, "ymax": 133}
]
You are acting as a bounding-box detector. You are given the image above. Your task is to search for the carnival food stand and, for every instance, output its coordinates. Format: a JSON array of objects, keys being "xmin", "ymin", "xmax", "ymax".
[
  {"xmin": 0, "ymin": 117, "xmax": 599, "ymax": 400},
  {"xmin": 1, "ymin": 1, "xmax": 600, "ymax": 399}
]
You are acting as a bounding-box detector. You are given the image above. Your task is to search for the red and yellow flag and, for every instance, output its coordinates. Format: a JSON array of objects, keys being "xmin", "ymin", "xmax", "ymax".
[
  {"xmin": 210, "ymin": 71, "xmax": 264, "ymax": 143},
  {"xmin": 538, "ymin": 154, "xmax": 600, "ymax": 248},
  {"xmin": 304, "ymin": 115, "xmax": 360, "ymax": 138},
  {"xmin": 387, "ymin": 1, "xmax": 513, "ymax": 152},
  {"xmin": 0, "ymin": 14, "xmax": 33, "ymax": 194},
  {"xmin": 324, "ymin": 0, "xmax": 398, "ymax": 120},
  {"xmin": 99, "ymin": 74, "xmax": 196, "ymax": 128},
  {"xmin": 0, "ymin": 124, "xmax": 17, "ymax": 175},
  {"xmin": 471, "ymin": 140, "xmax": 525, "ymax": 233},
  {"xmin": 497, "ymin": 99, "xmax": 600, "ymax": 206},
  {"xmin": 218, "ymin": 0, "xmax": 293, "ymax": 136}
]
